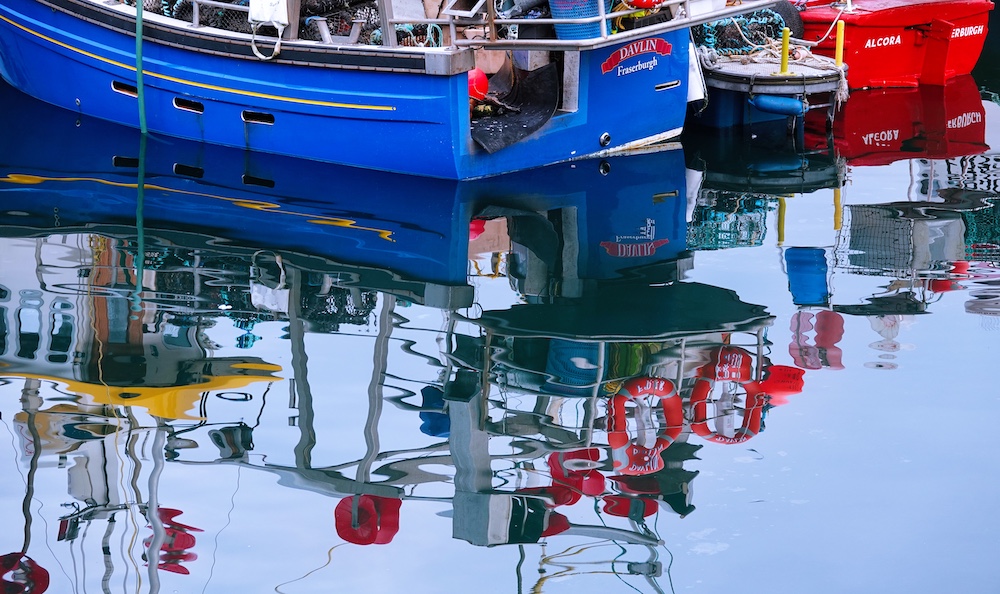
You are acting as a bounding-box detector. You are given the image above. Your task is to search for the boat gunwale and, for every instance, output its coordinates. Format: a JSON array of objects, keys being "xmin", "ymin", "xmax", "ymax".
[
  {"xmin": 20, "ymin": 0, "xmax": 443, "ymax": 72},
  {"xmin": 701, "ymin": 64, "xmax": 846, "ymax": 94},
  {"xmin": 799, "ymin": 0, "xmax": 994, "ymax": 23},
  {"xmin": 12, "ymin": 0, "xmax": 782, "ymax": 69}
]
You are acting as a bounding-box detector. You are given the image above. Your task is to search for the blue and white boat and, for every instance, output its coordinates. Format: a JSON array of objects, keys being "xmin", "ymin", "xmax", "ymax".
[{"xmin": 0, "ymin": 0, "xmax": 773, "ymax": 178}]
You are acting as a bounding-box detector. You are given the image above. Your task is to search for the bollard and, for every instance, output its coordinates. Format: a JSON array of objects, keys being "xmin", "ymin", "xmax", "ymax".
[
  {"xmin": 835, "ymin": 20, "xmax": 845, "ymax": 67},
  {"xmin": 833, "ymin": 188, "xmax": 842, "ymax": 231},
  {"xmin": 780, "ymin": 26, "xmax": 790, "ymax": 74},
  {"xmin": 777, "ymin": 197, "xmax": 786, "ymax": 246}
]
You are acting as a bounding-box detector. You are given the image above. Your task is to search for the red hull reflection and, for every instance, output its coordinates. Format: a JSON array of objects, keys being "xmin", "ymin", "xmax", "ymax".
[{"xmin": 805, "ymin": 75, "xmax": 988, "ymax": 166}]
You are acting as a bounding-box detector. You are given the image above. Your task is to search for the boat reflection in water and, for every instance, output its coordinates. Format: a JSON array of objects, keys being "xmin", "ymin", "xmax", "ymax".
[
  {"xmin": 804, "ymin": 74, "xmax": 988, "ymax": 168},
  {"xmin": 0, "ymin": 82, "xmax": 811, "ymax": 593},
  {"xmin": 683, "ymin": 71, "xmax": 995, "ymax": 374},
  {"xmin": 682, "ymin": 122, "xmax": 847, "ymax": 252},
  {"xmin": 777, "ymin": 73, "xmax": 996, "ymax": 370}
]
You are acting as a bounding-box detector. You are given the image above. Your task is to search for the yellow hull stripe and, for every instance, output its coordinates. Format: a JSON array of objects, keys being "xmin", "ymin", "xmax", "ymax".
[
  {"xmin": 1, "ymin": 173, "xmax": 397, "ymax": 241},
  {"xmin": 0, "ymin": 13, "xmax": 396, "ymax": 111}
]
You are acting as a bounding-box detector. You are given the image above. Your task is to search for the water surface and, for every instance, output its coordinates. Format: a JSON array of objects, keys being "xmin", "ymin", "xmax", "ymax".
[{"xmin": 1, "ymin": 65, "xmax": 999, "ymax": 594}]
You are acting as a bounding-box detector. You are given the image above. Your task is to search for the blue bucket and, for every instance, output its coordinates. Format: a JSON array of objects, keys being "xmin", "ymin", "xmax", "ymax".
[
  {"xmin": 784, "ymin": 247, "xmax": 830, "ymax": 307},
  {"xmin": 549, "ymin": 0, "xmax": 611, "ymax": 40}
]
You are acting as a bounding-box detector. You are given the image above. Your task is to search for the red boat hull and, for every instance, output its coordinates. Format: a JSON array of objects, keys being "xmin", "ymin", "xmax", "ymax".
[{"xmin": 800, "ymin": 0, "xmax": 993, "ymax": 89}]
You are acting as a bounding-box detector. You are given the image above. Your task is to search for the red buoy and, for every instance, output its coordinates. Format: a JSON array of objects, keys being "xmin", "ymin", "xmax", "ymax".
[{"xmin": 468, "ymin": 68, "xmax": 488, "ymax": 101}]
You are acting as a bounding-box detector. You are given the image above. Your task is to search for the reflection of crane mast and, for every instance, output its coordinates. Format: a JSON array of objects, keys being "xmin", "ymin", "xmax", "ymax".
[
  {"xmin": 262, "ymin": 269, "xmax": 666, "ymax": 548},
  {"xmin": 526, "ymin": 538, "xmax": 670, "ymax": 594},
  {"xmin": 3, "ymin": 378, "xmax": 50, "ymax": 594}
]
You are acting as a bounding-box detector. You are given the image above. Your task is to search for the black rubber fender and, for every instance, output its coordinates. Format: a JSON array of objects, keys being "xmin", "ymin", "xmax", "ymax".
[{"xmin": 770, "ymin": 0, "xmax": 805, "ymax": 39}]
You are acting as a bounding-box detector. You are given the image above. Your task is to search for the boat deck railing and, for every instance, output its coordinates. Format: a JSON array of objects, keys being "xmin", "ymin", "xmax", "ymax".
[{"xmin": 168, "ymin": 0, "xmax": 779, "ymax": 51}]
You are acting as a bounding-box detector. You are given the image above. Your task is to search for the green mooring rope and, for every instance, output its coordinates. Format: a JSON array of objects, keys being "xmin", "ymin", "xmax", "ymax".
[{"xmin": 131, "ymin": 133, "xmax": 147, "ymax": 318}]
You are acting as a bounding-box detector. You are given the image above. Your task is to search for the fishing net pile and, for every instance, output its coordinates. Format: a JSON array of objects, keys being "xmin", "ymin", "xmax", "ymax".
[
  {"xmin": 132, "ymin": 0, "xmax": 438, "ymax": 46},
  {"xmin": 692, "ymin": 8, "xmax": 788, "ymax": 56},
  {"xmin": 693, "ymin": 7, "xmax": 849, "ymax": 106},
  {"xmin": 962, "ymin": 198, "xmax": 1000, "ymax": 262},
  {"xmin": 687, "ymin": 192, "xmax": 774, "ymax": 250}
]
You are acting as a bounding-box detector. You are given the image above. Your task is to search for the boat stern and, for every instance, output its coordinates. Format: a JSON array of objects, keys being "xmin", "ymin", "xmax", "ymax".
[{"xmin": 800, "ymin": 0, "xmax": 993, "ymax": 89}]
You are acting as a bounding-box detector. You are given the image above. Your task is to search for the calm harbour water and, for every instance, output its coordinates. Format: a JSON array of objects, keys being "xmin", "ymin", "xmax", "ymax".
[{"xmin": 1, "ymin": 60, "xmax": 999, "ymax": 594}]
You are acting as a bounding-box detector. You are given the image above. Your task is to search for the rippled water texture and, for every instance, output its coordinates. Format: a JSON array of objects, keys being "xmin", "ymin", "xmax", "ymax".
[{"xmin": 2, "ymin": 54, "xmax": 1000, "ymax": 593}]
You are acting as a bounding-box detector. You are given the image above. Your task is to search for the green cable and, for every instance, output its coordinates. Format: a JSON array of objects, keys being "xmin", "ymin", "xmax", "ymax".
[
  {"xmin": 131, "ymin": 133, "xmax": 147, "ymax": 317},
  {"xmin": 131, "ymin": 0, "xmax": 148, "ymax": 313},
  {"xmin": 135, "ymin": 0, "xmax": 148, "ymax": 134}
]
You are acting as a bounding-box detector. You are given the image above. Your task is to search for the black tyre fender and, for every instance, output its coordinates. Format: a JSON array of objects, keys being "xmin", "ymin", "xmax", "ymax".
[{"xmin": 770, "ymin": 0, "xmax": 805, "ymax": 39}]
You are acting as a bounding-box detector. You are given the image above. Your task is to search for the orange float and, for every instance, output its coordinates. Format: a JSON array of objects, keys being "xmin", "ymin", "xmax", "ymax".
[
  {"xmin": 622, "ymin": 0, "xmax": 666, "ymax": 9},
  {"xmin": 467, "ymin": 68, "xmax": 488, "ymax": 101}
]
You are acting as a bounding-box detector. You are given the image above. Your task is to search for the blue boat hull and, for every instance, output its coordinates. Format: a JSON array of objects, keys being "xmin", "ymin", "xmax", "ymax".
[{"xmin": 0, "ymin": 0, "xmax": 691, "ymax": 179}]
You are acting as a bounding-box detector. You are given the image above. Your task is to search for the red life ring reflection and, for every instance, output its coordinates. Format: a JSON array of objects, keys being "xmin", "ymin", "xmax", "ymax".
[
  {"xmin": 1, "ymin": 553, "xmax": 49, "ymax": 594},
  {"xmin": 335, "ymin": 496, "xmax": 401, "ymax": 545},
  {"xmin": 690, "ymin": 378, "xmax": 765, "ymax": 444},
  {"xmin": 549, "ymin": 448, "xmax": 606, "ymax": 500},
  {"xmin": 524, "ymin": 449, "xmax": 605, "ymax": 537},
  {"xmin": 690, "ymin": 365, "xmax": 805, "ymax": 444},
  {"xmin": 607, "ymin": 377, "xmax": 683, "ymax": 476},
  {"xmin": 518, "ymin": 449, "xmax": 605, "ymax": 509}
]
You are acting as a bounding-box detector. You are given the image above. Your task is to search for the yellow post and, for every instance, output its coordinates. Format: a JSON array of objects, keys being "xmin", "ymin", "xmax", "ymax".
[
  {"xmin": 835, "ymin": 20, "xmax": 845, "ymax": 67},
  {"xmin": 833, "ymin": 188, "xmax": 842, "ymax": 231},
  {"xmin": 777, "ymin": 197, "xmax": 786, "ymax": 246},
  {"xmin": 780, "ymin": 27, "xmax": 790, "ymax": 75}
]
